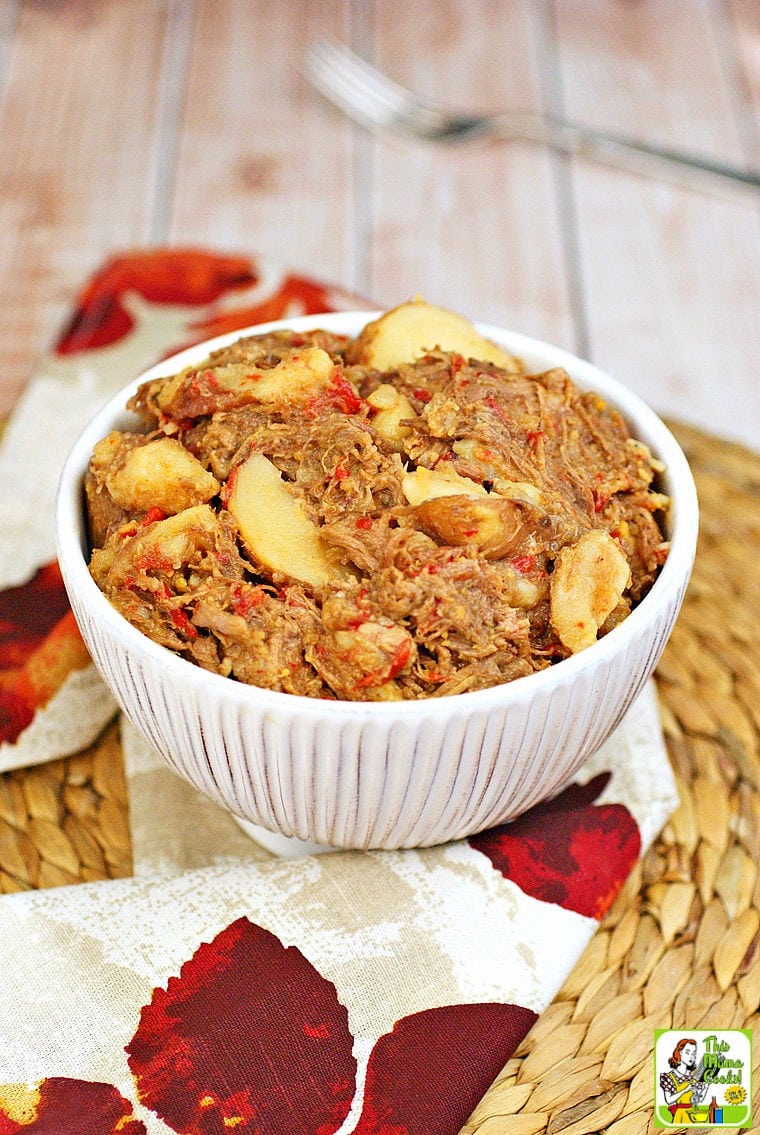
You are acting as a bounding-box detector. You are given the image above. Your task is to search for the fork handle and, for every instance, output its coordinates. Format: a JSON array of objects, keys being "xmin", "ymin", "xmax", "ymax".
[{"xmin": 508, "ymin": 114, "xmax": 760, "ymax": 201}]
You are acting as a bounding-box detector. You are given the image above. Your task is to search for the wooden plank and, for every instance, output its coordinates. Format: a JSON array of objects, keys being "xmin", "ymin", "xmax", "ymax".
[
  {"xmin": 551, "ymin": 0, "xmax": 760, "ymax": 450},
  {"xmin": 168, "ymin": 0, "xmax": 358, "ymax": 291},
  {"xmin": 0, "ymin": 1, "xmax": 18, "ymax": 91},
  {"xmin": 0, "ymin": 0, "xmax": 174, "ymax": 415},
  {"xmin": 726, "ymin": 0, "xmax": 760, "ymax": 164},
  {"xmin": 553, "ymin": 0, "xmax": 746, "ymax": 157},
  {"xmin": 0, "ymin": 0, "xmax": 755, "ymax": 449},
  {"xmin": 363, "ymin": 0, "xmax": 576, "ymax": 348}
]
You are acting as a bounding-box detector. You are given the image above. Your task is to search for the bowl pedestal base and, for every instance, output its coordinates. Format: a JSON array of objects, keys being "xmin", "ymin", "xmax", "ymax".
[{"xmin": 232, "ymin": 815, "xmax": 334, "ymax": 858}]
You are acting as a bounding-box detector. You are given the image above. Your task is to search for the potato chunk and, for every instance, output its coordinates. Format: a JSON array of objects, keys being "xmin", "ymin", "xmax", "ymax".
[
  {"xmin": 349, "ymin": 299, "xmax": 519, "ymax": 370},
  {"xmin": 366, "ymin": 383, "xmax": 418, "ymax": 450},
  {"xmin": 414, "ymin": 495, "xmax": 535, "ymax": 559},
  {"xmin": 402, "ymin": 464, "xmax": 493, "ymax": 506},
  {"xmin": 155, "ymin": 346, "xmax": 337, "ymax": 418},
  {"xmin": 105, "ymin": 437, "xmax": 220, "ymax": 515},
  {"xmin": 227, "ymin": 451, "xmax": 349, "ymax": 588},
  {"xmin": 231, "ymin": 347, "xmax": 336, "ymax": 403},
  {"xmin": 90, "ymin": 504, "xmax": 223, "ymax": 589},
  {"xmin": 550, "ymin": 530, "xmax": 631, "ymax": 653}
]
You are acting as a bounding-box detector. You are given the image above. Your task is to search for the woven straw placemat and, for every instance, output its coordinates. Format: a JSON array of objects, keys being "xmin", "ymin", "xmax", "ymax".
[{"xmin": 1, "ymin": 421, "xmax": 758, "ymax": 1134}]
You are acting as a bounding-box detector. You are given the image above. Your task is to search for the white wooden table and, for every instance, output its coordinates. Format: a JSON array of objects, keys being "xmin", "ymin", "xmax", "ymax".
[{"xmin": 1, "ymin": 0, "xmax": 758, "ymax": 450}]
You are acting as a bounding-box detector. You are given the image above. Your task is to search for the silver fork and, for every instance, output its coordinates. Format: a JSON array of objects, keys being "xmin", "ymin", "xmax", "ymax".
[{"xmin": 305, "ymin": 37, "xmax": 760, "ymax": 202}]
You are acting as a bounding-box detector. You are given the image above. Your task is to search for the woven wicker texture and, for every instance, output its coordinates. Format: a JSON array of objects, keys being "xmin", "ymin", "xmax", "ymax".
[{"xmin": 1, "ymin": 421, "xmax": 758, "ymax": 1133}]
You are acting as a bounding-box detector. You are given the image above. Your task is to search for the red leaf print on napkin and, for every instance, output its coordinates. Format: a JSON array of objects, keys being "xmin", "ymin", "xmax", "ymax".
[
  {"xmin": 353, "ymin": 1003, "xmax": 537, "ymax": 1135},
  {"xmin": 54, "ymin": 249, "xmax": 257, "ymax": 354},
  {"xmin": 3, "ymin": 920, "xmax": 540, "ymax": 1135},
  {"xmin": 469, "ymin": 773, "xmax": 641, "ymax": 919},
  {"xmin": 52, "ymin": 249, "xmax": 365, "ymax": 358},
  {"xmin": 0, "ymin": 562, "xmax": 90, "ymax": 744},
  {"xmin": 126, "ymin": 916, "xmax": 356, "ymax": 1135},
  {"xmin": 0, "ymin": 1078, "xmax": 146, "ymax": 1134},
  {"xmin": 187, "ymin": 273, "xmax": 358, "ymax": 341}
]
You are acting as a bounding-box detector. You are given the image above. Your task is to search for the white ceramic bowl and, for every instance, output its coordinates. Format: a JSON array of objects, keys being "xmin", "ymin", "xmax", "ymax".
[{"xmin": 55, "ymin": 313, "xmax": 698, "ymax": 850}]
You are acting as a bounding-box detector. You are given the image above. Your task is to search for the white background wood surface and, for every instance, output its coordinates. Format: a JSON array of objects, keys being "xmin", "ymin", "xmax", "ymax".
[{"xmin": 0, "ymin": 0, "xmax": 758, "ymax": 449}]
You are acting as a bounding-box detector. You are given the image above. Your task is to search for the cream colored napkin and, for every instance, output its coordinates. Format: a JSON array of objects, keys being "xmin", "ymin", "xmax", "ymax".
[
  {"xmin": 0, "ymin": 251, "xmax": 679, "ymax": 1135},
  {"xmin": 1, "ymin": 681, "xmax": 675, "ymax": 1135}
]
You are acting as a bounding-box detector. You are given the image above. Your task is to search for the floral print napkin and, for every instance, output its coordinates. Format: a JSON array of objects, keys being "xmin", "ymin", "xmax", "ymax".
[
  {"xmin": 0, "ymin": 251, "xmax": 366, "ymax": 773},
  {"xmin": 0, "ymin": 250, "xmax": 679, "ymax": 1135}
]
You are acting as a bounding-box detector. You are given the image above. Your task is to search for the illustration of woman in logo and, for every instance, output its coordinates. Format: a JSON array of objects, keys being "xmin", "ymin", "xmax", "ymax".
[{"xmin": 659, "ymin": 1038, "xmax": 708, "ymax": 1123}]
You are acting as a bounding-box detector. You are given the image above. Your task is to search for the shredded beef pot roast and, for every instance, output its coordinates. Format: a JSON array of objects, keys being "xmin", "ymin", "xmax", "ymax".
[{"xmin": 85, "ymin": 306, "xmax": 669, "ymax": 701}]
